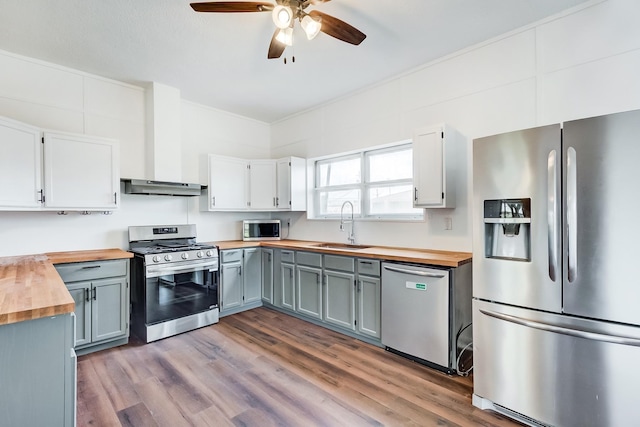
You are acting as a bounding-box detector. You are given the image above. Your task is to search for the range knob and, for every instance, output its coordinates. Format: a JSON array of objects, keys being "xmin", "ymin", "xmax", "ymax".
[
  {"xmin": 206, "ymin": 250, "xmax": 214, "ymax": 257},
  {"xmin": 152, "ymin": 255, "xmax": 161, "ymax": 263},
  {"xmin": 164, "ymin": 254, "xmax": 173, "ymax": 262},
  {"xmin": 197, "ymin": 251, "xmax": 204, "ymax": 258},
  {"xmin": 181, "ymin": 253, "xmax": 189, "ymax": 260}
]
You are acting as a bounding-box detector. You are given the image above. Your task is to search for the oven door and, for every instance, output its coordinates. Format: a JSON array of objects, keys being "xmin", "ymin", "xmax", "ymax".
[{"xmin": 144, "ymin": 261, "xmax": 219, "ymax": 325}]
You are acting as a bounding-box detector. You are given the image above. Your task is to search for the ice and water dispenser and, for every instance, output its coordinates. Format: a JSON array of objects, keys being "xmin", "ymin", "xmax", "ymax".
[{"xmin": 484, "ymin": 198, "xmax": 531, "ymax": 261}]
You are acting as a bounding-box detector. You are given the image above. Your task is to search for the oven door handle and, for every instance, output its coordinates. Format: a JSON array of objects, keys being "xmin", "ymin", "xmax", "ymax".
[{"xmin": 146, "ymin": 261, "xmax": 219, "ymax": 278}]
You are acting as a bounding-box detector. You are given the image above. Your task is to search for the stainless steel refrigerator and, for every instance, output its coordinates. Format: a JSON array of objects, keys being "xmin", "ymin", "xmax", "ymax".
[{"xmin": 472, "ymin": 109, "xmax": 640, "ymax": 427}]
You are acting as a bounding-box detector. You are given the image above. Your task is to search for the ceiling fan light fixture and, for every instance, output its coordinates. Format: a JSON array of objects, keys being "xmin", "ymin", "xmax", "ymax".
[
  {"xmin": 275, "ymin": 27, "xmax": 293, "ymax": 46},
  {"xmin": 301, "ymin": 15, "xmax": 322, "ymax": 40},
  {"xmin": 272, "ymin": 5, "xmax": 293, "ymax": 29}
]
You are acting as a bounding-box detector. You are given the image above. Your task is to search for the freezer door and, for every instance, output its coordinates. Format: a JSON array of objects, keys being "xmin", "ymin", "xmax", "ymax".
[
  {"xmin": 563, "ymin": 109, "xmax": 640, "ymax": 325},
  {"xmin": 473, "ymin": 299, "xmax": 640, "ymax": 427},
  {"xmin": 473, "ymin": 124, "xmax": 562, "ymax": 312}
]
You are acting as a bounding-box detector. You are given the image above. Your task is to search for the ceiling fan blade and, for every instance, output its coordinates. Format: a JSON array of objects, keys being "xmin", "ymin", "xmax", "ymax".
[
  {"xmin": 267, "ymin": 28, "xmax": 286, "ymax": 59},
  {"xmin": 190, "ymin": 2, "xmax": 273, "ymax": 13},
  {"xmin": 309, "ymin": 10, "xmax": 366, "ymax": 45}
]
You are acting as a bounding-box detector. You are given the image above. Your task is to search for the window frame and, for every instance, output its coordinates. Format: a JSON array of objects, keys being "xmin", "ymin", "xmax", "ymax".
[{"xmin": 311, "ymin": 141, "xmax": 424, "ymax": 221}]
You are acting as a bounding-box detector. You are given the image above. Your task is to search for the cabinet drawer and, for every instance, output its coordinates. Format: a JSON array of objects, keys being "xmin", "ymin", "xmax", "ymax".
[
  {"xmin": 357, "ymin": 259, "xmax": 381, "ymax": 277},
  {"xmin": 281, "ymin": 250, "xmax": 295, "ymax": 264},
  {"xmin": 324, "ymin": 255, "xmax": 355, "ymax": 272},
  {"xmin": 296, "ymin": 251, "xmax": 322, "ymax": 267},
  {"xmin": 55, "ymin": 259, "xmax": 127, "ymax": 282},
  {"xmin": 221, "ymin": 249, "xmax": 243, "ymax": 263}
]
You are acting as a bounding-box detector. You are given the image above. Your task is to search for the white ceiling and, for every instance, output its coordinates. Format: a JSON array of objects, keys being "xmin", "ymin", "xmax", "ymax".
[{"xmin": 0, "ymin": 0, "xmax": 590, "ymax": 123}]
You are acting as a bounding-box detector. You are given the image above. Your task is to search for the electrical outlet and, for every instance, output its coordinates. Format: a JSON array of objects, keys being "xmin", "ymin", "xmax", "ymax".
[
  {"xmin": 444, "ymin": 217, "xmax": 452, "ymax": 230},
  {"xmin": 286, "ymin": 218, "xmax": 291, "ymax": 227}
]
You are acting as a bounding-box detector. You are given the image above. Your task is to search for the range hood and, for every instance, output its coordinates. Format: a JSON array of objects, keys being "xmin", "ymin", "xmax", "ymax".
[
  {"xmin": 123, "ymin": 179, "xmax": 202, "ymax": 196},
  {"xmin": 126, "ymin": 82, "xmax": 203, "ymax": 197}
]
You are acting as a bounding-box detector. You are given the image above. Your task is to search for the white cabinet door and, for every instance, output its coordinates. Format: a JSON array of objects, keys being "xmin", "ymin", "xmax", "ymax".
[
  {"xmin": 276, "ymin": 157, "xmax": 306, "ymax": 211},
  {"xmin": 207, "ymin": 155, "xmax": 249, "ymax": 210},
  {"xmin": 412, "ymin": 124, "xmax": 456, "ymax": 208},
  {"xmin": 249, "ymin": 160, "xmax": 276, "ymax": 210},
  {"xmin": 43, "ymin": 132, "xmax": 119, "ymax": 210},
  {"xmin": 0, "ymin": 117, "xmax": 42, "ymax": 208}
]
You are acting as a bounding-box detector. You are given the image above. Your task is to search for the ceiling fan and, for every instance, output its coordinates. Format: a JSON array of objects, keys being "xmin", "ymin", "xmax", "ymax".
[{"xmin": 190, "ymin": 1, "xmax": 367, "ymax": 59}]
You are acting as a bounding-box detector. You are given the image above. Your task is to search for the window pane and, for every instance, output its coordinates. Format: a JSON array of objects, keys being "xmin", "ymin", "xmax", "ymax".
[
  {"xmin": 368, "ymin": 147, "xmax": 412, "ymax": 183},
  {"xmin": 317, "ymin": 157, "xmax": 361, "ymax": 187},
  {"xmin": 368, "ymin": 185, "xmax": 422, "ymax": 215},
  {"xmin": 318, "ymin": 189, "xmax": 361, "ymax": 216}
]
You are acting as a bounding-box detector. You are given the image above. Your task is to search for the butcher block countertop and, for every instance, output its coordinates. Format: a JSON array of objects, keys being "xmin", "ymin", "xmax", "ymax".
[
  {"xmin": 0, "ymin": 249, "xmax": 132, "ymax": 326},
  {"xmin": 214, "ymin": 240, "xmax": 472, "ymax": 268}
]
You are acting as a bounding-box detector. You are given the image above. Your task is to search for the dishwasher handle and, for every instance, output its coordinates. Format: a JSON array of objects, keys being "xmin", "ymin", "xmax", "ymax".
[{"xmin": 383, "ymin": 264, "xmax": 445, "ymax": 278}]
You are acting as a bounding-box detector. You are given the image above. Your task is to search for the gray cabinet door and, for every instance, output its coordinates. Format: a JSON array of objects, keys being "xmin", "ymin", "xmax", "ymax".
[
  {"xmin": 221, "ymin": 262, "xmax": 243, "ymax": 311},
  {"xmin": 324, "ymin": 270, "xmax": 356, "ymax": 331},
  {"xmin": 261, "ymin": 249, "xmax": 274, "ymax": 304},
  {"xmin": 296, "ymin": 265, "xmax": 323, "ymax": 320},
  {"xmin": 357, "ymin": 276, "xmax": 381, "ymax": 339},
  {"xmin": 67, "ymin": 281, "xmax": 92, "ymax": 347},
  {"xmin": 92, "ymin": 277, "xmax": 127, "ymax": 343},
  {"xmin": 281, "ymin": 263, "xmax": 295, "ymax": 311},
  {"xmin": 243, "ymin": 248, "xmax": 262, "ymax": 304}
]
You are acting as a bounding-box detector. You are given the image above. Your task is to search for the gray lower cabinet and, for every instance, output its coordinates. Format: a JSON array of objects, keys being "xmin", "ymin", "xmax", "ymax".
[
  {"xmin": 271, "ymin": 250, "xmax": 382, "ymax": 343},
  {"xmin": 281, "ymin": 262, "xmax": 295, "ymax": 310},
  {"xmin": 0, "ymin": 313, "xmax": 76, "ymax": 427},
  {"xmin": 220, "ymin": 248, "xmax": 262, "ymax": 315},
  {"xmin": 356, "ymin": 266, "xmax": 381, "ymax": 339},
  {"xmin": 296, "ymin": 265, "xmax": 323, "ymax": 319},
  {"xmin": 55, "ymin": 259, "xmax": 129, "ymax": 355},
  {"xmin": 324, "ymin": 255, "xmax": 356, "ymax": 331},
  {"xmin": 261, "ymin": 248, "xmax": 274, "ymax": 304}
]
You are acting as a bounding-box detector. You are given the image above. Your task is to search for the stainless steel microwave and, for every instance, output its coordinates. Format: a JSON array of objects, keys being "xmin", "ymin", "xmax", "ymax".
[{"xmin": 242, "ymin": 219, "xmax": 281, "ymax": 241}]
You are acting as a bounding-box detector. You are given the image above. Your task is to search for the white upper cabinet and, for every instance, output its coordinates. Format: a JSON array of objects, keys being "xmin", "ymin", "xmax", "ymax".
[
  {"xmin": 249, "ymin": 160, "xmax": 277, "ymax": 210},
  {"xmin": 276, "ymin": 157, "xmax": 306, "ymax": 211},
  {"xmin": 202, "ymin": 154, "xmax": 307, "ymax": 212},
  {"xmin": 43, "ymin": 132, "xmax": 120, "ymax": 210},
  {"xmin": 0, "ymin": 116, "xmax": 120, "ymax": 211},
  {"xmin": 412, "ymin": 124, "xmax": 457, "ymax": 209},
  {"xmin": 202, "ymin": 154, "xmax": 249, "ymax": 211},
  {"xmin": 0, "ymin": 117, "xmax": 43, "ymax": 209}
]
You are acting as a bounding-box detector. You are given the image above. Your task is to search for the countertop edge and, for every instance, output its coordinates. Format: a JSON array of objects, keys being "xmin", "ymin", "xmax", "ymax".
[{"xmin": 212, "ymin": 240, "xmax": 472, "ymax": 267}]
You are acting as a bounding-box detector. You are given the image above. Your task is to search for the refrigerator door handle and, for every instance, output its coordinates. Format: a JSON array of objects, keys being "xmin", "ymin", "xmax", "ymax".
[
  {"xmin": 479, "ymin": 309, "xmax": 640, "ymax": 347},
  {"xmin": 547, "ymin": 150, "xmax": 558, "ymax": 282},
  {"xmin": 567, "ymin": 147, "xmax": 578, "ymax": 282}
]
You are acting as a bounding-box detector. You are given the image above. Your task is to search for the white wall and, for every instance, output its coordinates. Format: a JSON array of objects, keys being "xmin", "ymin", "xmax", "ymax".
[
  {"xmin": 2, "ymin": 0, "xmax": 639, "ymax": 256},
  {"xmin": 0, "ymin": 51, "xmax": 271, "ymax": 256},
  {"xmin": 271, "ymin": 0, "xmax": 640, "ymax": 252}
]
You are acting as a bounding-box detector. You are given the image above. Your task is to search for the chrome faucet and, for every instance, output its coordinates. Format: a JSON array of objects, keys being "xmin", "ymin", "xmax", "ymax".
[{"xmin": 340, "ymin": 201, "xmax": 355, "ymax": 244}]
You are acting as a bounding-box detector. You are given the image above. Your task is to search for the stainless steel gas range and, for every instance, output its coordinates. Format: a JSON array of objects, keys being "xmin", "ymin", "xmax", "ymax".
[{"xmin": 128, "ymin": 224, "xmax": 219, "ymax": 343}]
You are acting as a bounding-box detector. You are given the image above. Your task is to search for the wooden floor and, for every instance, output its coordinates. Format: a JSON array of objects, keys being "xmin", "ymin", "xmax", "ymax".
[{"xmin": 77, "ymin": 307, "xmax": 521, "ymax": 427}]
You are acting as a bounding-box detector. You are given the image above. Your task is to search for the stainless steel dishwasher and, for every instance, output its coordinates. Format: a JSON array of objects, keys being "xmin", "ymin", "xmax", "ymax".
[{"xmin": 381, "ymin": 261, "xmax": 472, "ymax": 374}]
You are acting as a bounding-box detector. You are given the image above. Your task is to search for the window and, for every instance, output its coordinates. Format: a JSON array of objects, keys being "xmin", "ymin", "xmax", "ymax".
[{"xmin": 313, "ymin": 143, "xmax": 423, "ymax": 220}]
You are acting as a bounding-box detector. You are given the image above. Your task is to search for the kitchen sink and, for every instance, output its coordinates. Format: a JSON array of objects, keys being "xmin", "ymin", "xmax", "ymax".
[{"xmin": 312, "ymin": 243, "xmax": 371, "ymax": 250}]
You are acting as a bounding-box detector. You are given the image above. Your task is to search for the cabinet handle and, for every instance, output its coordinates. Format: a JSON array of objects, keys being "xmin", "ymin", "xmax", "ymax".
[
  {"xmin": 37, "ymin": 189, "xmax": 44, "ymax": 203},
  {"xmin": 276, "ymin": 197, "xmax": 280, "ymax": 207},
  {"xmin": 239, "ymin": 266, "xmax": 242, "ymax": 276},
  {"xmin": 114, "ymin": 192, "xmax": 117, "ymax": 204},
  {"xmin": 414, "ymin": 187, "xmax": 418, "ymax": 202},
  {"xmin": 92, "ymin": 288, "xmax": 97, "ymax": 301},
  {"xmin": 273, "ymin": 197, "xmax": 276, "ymax": 207},
  {"xmin": 268, "ymin": 253, "xmax": 272, "ymax": 262},
  {"xmin": 359, "ymin": 261, "xmax": 373, "ymax": 265},
  {"xmin": 85, "ymin": 288, "xmax": 91, "ymax": 302},
  {"xmin": 81, "ymin": 265, "xmax": 101, "ymax": 270},
  {"xmin": 212, "ymin": 196, "xmax": 216, "ymax": 206},
  {"xmin": 357, "ymin": 280, "xmax": 361, "ymax": 293}
]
